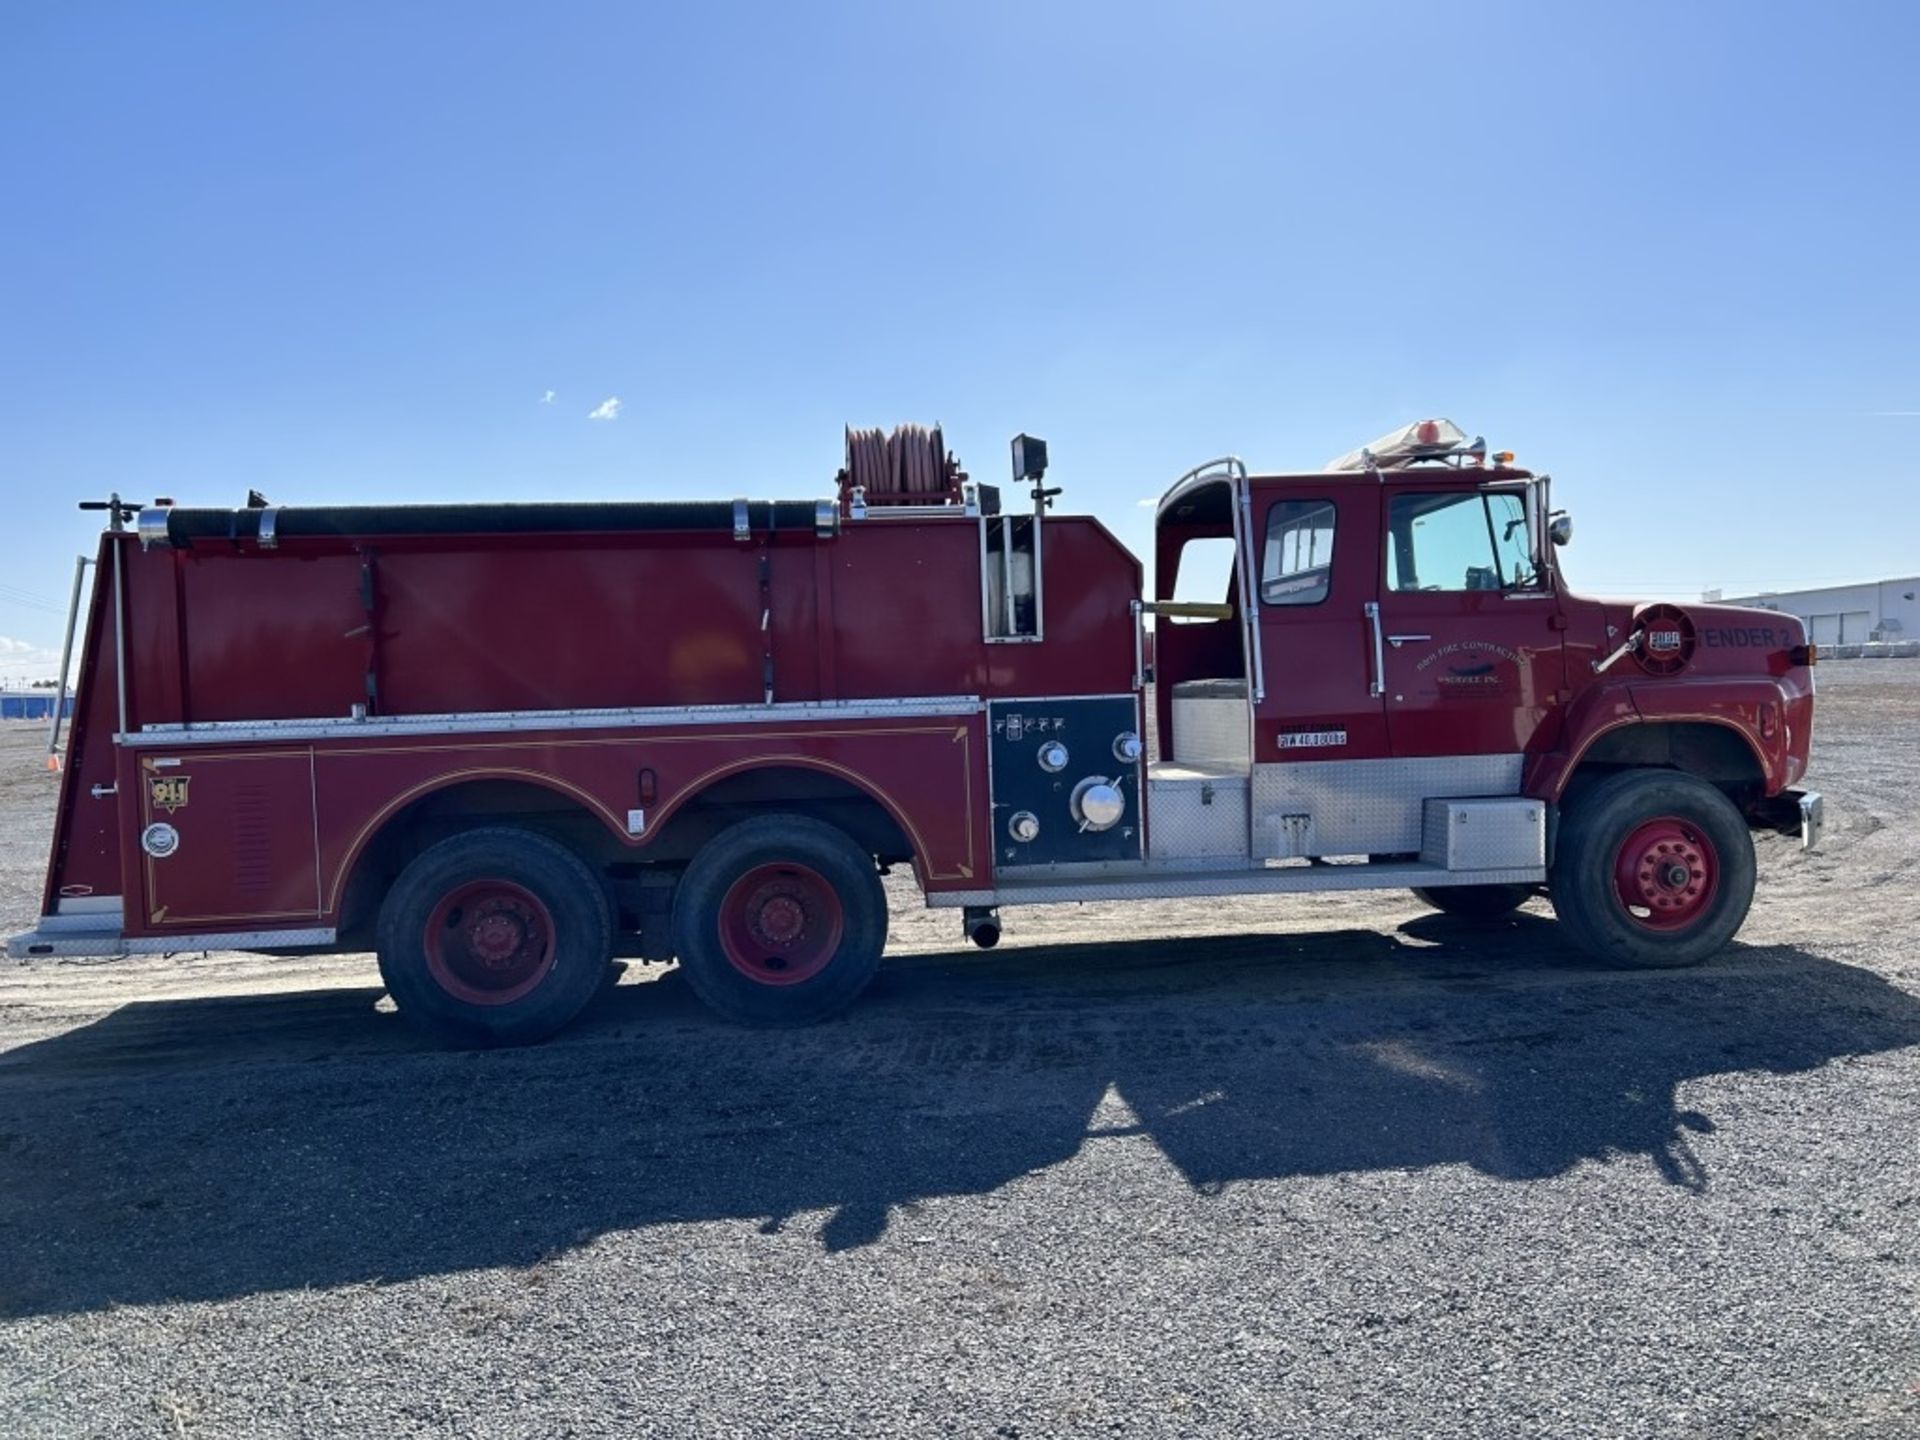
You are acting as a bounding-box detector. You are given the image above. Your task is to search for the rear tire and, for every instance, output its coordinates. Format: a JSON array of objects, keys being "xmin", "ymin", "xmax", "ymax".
[
  {"xmin": 672, "ymin": 814, "xmax": 887, "ymax": 1025},
  {"xmin": 377, "ymin": 827, "xmax": 613, "ymax": 1047},
  {"xmin": 1549, "ymin": 770, "xmax": 1755, "ymax": 968},
  {"xmin": 1410, "ymin": 883, "xmax": 1534, "ymax": 920}
]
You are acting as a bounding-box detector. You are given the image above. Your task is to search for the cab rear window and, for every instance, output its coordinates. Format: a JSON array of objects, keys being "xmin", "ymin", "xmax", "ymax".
[{"xmin": 1261, "ymin": 499, "xmax": 1336, "ymax": 606}]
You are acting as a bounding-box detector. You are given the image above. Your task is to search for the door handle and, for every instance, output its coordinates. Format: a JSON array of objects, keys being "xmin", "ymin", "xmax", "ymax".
[
  {"xmin": 1387, "ymin": 633, "xmax": 1432, "ymax": 648},
  {"xmin": 1364, "ymin": 602, "xmax": 1385, "ymax": 697}
]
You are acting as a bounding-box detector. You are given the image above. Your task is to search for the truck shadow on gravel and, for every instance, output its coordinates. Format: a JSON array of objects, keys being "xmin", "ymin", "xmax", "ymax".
[{"xmin": 3, "ymin": 914, "xmax": 1917, "ymax": 1316}]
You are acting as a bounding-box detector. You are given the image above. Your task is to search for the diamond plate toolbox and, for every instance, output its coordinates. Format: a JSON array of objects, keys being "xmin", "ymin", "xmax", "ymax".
[{"xmin": 1419, "ymin": 796, "xmax": 1546, "ymax": 871}]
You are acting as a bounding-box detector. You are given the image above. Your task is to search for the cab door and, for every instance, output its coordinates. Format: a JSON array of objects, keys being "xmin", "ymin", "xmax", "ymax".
[
  {"xmin": 1250, "ymin": 480, "xmax": 1389, "ymax": 764},
  {"xmin": 1376, "ymin": 483, "xmax": 1566, "ymax": 759}
]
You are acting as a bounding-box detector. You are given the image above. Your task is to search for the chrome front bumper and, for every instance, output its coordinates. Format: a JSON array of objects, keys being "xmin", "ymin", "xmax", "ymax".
[
  {"xmin": 1797, "ymin": 790, "xmax": 1823, "ymax": 851},
  {"xmin": 1748, "ymin": 788, "xmax": 1822, "ymax": 851}
]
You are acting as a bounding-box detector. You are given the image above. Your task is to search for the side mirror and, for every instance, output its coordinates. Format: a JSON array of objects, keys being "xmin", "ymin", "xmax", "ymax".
[{"xmin": 1549, "ymin": 511, "xmax": 1573, "ymax": 547}]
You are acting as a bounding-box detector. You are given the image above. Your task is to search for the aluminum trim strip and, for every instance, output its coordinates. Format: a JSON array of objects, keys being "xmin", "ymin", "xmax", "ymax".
[
  {"xmin": 124, "ymin": 695, "xmax": 984, "ymax": 747},
  {"xmin": 925, "ymin": 860, "xmax": 1544, "ymax": 908},
  {"xmin": 7, "ymin": 926, "xmax": 338, "ymax": 960}
]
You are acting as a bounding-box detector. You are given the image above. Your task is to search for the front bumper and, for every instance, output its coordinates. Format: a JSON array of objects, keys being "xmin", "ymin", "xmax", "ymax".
[
  {"xmin": 1750, "ymin": 789, "xmax": 1822, "ymax": 851},
  {"xmin": 1797, "ymin": 790, "xmax": 1823, "ymax": 851}
]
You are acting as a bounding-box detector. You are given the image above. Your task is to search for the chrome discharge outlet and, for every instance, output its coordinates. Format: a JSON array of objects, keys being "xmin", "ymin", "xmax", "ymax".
[{"xmin": 1070, "ymin": 777, "xmax": 1125, "ymax": 832}]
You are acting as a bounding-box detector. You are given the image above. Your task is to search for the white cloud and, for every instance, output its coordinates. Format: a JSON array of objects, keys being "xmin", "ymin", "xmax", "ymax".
[
  {"xmin": 1861, "ymin": 409, "xmax": 1920, "ymax": 417},
  {"xmin": 1136, "ymin": 497, "xmax": 1158, "ymax": 507},
  {"xmin": 587, "ymin": 396, "xmax": 622, "ymax": 422},
  {"xmin": 540, "ymin": 389, "xmax": 556, "ymax": 404},
  {"xmin": 0, "ymin": 636, "xmax": 63, "ymax": 683}
]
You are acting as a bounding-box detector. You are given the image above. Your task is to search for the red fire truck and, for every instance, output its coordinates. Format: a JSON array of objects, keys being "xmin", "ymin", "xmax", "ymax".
[{"xmin": 10, "ymin": 420, "xmax": 1821, "ymax": 1044}]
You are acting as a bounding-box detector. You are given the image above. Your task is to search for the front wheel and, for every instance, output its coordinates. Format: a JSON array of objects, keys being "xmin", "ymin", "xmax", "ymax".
[
  {"xmin": 672, "ymin": 814, "xmax": 888, "ymax": 1025},
  {"xmin": 1549, "ymin": 771, "xmax": 1756, "ymax": 968}
]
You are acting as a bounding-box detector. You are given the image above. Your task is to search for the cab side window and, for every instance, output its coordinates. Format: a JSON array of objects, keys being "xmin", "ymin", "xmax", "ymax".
[
  {"xmin": 1387, "ymin": 491, "xmax": 1537, "ymax": 592},
  {"xmin": 1260, "ymin": 499, "xmax": 1336, "ymax": 606}
]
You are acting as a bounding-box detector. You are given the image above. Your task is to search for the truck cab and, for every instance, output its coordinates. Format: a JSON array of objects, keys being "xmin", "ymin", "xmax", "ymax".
[{"xmin": 1127, "ymin": 420, "xmax": 1819, "ymax": 956}]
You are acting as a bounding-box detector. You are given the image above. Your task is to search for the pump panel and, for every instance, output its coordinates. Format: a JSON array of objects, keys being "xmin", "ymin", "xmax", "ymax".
[{"xmin": 988, "ymin": 696, "xmax": 1143, "ymax": 868}]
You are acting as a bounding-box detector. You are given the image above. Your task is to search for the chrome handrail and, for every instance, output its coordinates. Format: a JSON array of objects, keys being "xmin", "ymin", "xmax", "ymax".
[
  {"xmin": 1157, "ymin": 456, "xmax": 1247, "ymax": 517},
  {"xmin": 46, "ymin": 554, "xmax": 93, "ymax": 764}
]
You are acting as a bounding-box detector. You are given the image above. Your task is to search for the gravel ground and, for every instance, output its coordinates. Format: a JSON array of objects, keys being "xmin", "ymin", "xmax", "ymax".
[{"xmin": 1, "ymin": 662, "xmax": 1916, "ymax": 1439}]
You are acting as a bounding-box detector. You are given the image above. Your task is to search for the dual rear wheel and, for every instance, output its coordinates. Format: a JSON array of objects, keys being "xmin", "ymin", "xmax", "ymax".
[{"xmin": 376, "ymin": 815, "xmax": 886, "ymax": 1046}]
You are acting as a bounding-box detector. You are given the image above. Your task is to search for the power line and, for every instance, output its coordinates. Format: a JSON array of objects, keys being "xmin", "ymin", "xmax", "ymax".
[{"xmin": 0, "ymin": 582, "xmax": 67, "ymax": 616}]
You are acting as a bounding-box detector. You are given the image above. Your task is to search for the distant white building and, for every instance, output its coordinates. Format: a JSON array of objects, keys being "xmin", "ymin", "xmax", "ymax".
[{"xmin": 1715, "ymin": 577, "xmax": 1919, "ymax": 647}]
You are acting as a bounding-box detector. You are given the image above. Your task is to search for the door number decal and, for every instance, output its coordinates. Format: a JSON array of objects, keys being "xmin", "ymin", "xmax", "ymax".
[{"xmin": 1276, "ymin": 729, "xmax": 1347, "ymax": 750}]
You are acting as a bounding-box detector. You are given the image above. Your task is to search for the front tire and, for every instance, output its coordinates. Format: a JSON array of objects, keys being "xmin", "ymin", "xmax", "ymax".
[
  {"xmin": 1410, "ymin": 883, "xmax": 1534, "ymax": 921},
  {"xmin": 377, "ymin": 827, "xmax": 613, "ymax": 1047},
  {"xmin": 1549, "ymin": 770, "xmax": 1755, "ymax": 968},
  {"xmin": 672, "ymin": 814, "xmax": 887, "ymax": 1025}
]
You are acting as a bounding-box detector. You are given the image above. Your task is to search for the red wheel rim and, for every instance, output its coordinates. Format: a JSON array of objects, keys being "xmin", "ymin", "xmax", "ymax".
[
  {"xmin": 1613, "ymin": 816, "xmax": 1719, "ymax": 930},
  {"xmin": 423, "ymin": 879, "xmax": 557, "ymax": 1006},
  {"xmin": 717, "ymin": 862, "xmax": 844, "ymax": 986}
]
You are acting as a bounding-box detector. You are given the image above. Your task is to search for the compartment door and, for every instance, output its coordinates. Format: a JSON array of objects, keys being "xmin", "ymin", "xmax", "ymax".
[{"xmin": 137, "ymin": 750, "xmax": 321, "ymax": 931}]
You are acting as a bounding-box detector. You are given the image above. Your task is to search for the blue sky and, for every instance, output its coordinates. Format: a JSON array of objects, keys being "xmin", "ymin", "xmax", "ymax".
[{"xmin": 2, "ymin": 2, "xmax": 1916, "ymax": 679}]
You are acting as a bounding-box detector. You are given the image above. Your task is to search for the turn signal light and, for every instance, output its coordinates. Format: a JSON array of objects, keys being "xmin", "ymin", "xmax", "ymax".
[{"xmin": 1789, "ymin": 643, "xmax": 1818, "ymax": 667}]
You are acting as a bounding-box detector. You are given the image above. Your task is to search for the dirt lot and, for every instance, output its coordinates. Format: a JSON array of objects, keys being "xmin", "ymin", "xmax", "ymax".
[{"xmin": 1, "ymin": 664, "xmax": 1916, "ymax": 1439}]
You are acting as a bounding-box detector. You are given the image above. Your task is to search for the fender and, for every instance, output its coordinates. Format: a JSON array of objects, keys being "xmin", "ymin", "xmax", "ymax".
[
  {"xmin": 642, "ymin": 753, "xmax": 945, "ymax": 886},
  {"xmin": 1526, "ymin": 677, "xmax": 1791, "ymax": 801},
  {"xmin": 325, "ymin": 765, "xmax": 634, "ymax": 917}
]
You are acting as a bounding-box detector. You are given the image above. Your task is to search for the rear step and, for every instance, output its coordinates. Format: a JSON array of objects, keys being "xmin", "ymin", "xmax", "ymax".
[{"xmin": 8, "ymin": 919, "xmax": 337, "ymax": 960}]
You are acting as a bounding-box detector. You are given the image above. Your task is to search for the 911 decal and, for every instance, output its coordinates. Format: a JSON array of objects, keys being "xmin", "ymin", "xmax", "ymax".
[
  {"xmin": 1276, "ymin": 729, "xmax": 1347, "ymax": 750},
  {"xmin": 147, "ymin": 775, "xmax": 191, "ymax": 813}
]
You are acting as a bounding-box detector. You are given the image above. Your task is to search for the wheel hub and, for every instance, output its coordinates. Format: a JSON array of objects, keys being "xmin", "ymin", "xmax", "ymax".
[
  {"xmin": 1614, "ymin": 817, "xmax": 1719, "ymax": 930},
  {"xmin": 717, "ymin": 863, "xmax": 846, "ymax": 987},
  {"xmin": 754, "ymin": 892, "xmax": 807, "ymax": 945},
  {"xmin": 423, "ymin": 880, "xmax": 557, "ymax": 1006},
  {"xmin": 470, "ymin": 910, "xmax": 529, "ymax": 965}
]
